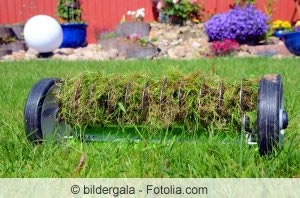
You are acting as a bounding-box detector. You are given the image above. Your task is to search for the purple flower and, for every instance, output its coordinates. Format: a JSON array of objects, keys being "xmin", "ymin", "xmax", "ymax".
[
  {"xmin": 294, "ymin": 26, "xmax": 300, "ymax": 32},
  {"xmin": 205, "ymin": 5, "xmax": 269, "ymax": 44}
]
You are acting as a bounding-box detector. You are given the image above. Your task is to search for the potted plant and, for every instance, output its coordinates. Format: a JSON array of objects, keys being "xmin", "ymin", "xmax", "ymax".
[
  {"xmin": 272, "ymin": 20, "xmax": 292, "ymax": 38},
  {"xmin": 115, "ymin": 8, "xmax": 151, "ymax": 38},
  {"xmin": 281, "ymin": 21, "xmax": 300, "ymax": 56},
  {"xmin": 57, "ymin": 0, "xmax": 87, "ymax": 48}
]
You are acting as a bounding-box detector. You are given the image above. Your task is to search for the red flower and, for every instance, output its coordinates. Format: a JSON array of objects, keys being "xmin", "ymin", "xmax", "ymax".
[{"xmin": 210, "ymin": 40, "xmax": 240, "ymax": 56}]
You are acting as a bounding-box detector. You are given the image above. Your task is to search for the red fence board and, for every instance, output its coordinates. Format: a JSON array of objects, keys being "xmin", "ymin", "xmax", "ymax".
[{"xmin": 0, "ymin": 0, "xmax": 299, "ymax": 44}]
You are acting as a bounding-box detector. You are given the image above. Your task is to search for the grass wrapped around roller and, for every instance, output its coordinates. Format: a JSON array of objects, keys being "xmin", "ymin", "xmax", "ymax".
[{"xmin": 55, "ymin": 71, "xmax": 259, "ymax": 133}]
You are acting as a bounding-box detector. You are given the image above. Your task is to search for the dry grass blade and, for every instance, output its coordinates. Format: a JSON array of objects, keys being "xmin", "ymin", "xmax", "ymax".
[{"xmin": 55, "ymin": 71, "xmax": 259, "ymax": 133}]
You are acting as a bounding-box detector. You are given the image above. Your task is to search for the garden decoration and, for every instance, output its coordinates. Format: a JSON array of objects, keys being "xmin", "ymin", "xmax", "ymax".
[
  {"xmin": 24, "ymin": 15, "xmax": 63, "ymax": 53},
  {"xmin": 24, "ymin": 72, "xmax": 288, "ymax": 156},
  {"xmin": 281, "ymin": 22, "xmax": 300, "ymax": 56},
  {"xmin": 57, "ymin": 0, "xmax": 87, "ymax": 48}
]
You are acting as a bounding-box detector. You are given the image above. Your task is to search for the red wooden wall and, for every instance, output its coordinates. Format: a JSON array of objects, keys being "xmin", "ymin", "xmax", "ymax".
[{"xmin": 0, "ymin": 0, "xmax": 299, "ymax": 44}]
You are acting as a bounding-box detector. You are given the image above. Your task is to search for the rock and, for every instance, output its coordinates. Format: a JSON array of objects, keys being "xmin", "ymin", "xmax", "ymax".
[
  {"xmin": 52, "ymin": 54, "xmax": 64, "ymax": 60},
  {"xmin": 170, "ymin": 40, "xmax": 181, "ymax": 46},
  {"xmin": 0, "ymin": 49, "xmax": 12, "ymax": 58},
  {"xmin": 165, "ymin": 32, "xmax": 179, "ymax": 40},
  {"xmin": 274, "ymin": 54, "xmax": 283, "ymax": 59},
  {"xmin": 116, "ymin": 22, "xmax": 151, "ymax": 37},
  {"xmin": 267, "ymin": 37, "xmax": 281, "ymax": 45},
  {"xmin": 85, "ymin": 44, "xmax": 102, "ymax": 52},
  {"xmin": 98, "ymin": 38, "xmax": 159, "ymax": 59},
  {"xmin": 12, "ymin": 51, "xmax": 25, "ymax": 60},
  {"xmin": 67, "ymin": 54, "xmax": 79, "ymax": 61},
  {"xmin": 107, "ymin": 49, "xmax": 119, "ymax": 59},
  {"xmin": 237, "ymin": 51, "xmax": 251, "ymax": 57},
  {"xmin": 1, "ymin": 55, "xmax": 14, "ymax": 61},
  {"xmin": 178, "ymin": 26, "xmax": 191, "ymax": 33},
  {"xmin": 185, "ymin": 20, "xmax": 193, "ymax": 26},
  {"xmin": 198, "ymin": 46, "xmax": 210, "ymax": 56},
  {"xmin": 240, "ymin": 44, "xmax": 250, "ymax": 52},
  {"xmin": 27, "ymin": 48, "xmax": 39, "ymax": 56},
  {"xmin": 82, "ymin": 51, "xmax": 96, "ymax": 59},
  {"xmin": 181, "ymin": 32, "xmax": 197, "ymax": 40},
  {"xmin": 167, "ymin": 46, "xmax": 188, "ymax": 59},
  {"xmin": 74, "ymin": 47, "xmax": 83, "ymax": 54},
  {"xmin": 25, "ymin": 53, "xmax": 37, "ymax": 60},
  {"xmin": 195, "ymin": 23, "xmax": 204, "ymax": 30},
  {"xmin": 248, "ymin": 44, "xmax": 292, "ymax": 57},
  {"xmin": 3, "ymin": 41, "xmax": 27, "ymax": 52},
  {"xmin": 8, "ymin": 24, "xmax": 24, "ymax": 40},
  {"xmin": 95, "ymin": 52, "xmax": 111, "ymax": 60},
  {"xmin": 191, "ymin": 41, "xmax": 201, "ymax": 48},
  {"xmin": 185, "ymin": 52, "xmax": 197, "ymax": 59},
  {"xmin": 149, "ymin": 30, "xmax": 159, "ymax": 40},
  {"xmin": 117, "ymin": 55, "xmax": 126, "ymax": 60},
  {"xmin": 58, "ymin": 48, "xmax": 74, "ymax": 55},
  {"xmin": 0, "ymin": 26, "xmax": 15, "ymax": 38}
]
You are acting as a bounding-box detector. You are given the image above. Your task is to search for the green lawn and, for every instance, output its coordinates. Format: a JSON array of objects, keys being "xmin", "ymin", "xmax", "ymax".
[{"xmin": 0, "ymin": 58, "xmax": 299, "ymax": 178}]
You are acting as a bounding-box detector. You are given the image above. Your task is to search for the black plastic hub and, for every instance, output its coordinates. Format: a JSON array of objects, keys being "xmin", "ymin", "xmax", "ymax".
[{"xmin": 282, "ymin": 111, "xmax": 288, "ymax": 129}]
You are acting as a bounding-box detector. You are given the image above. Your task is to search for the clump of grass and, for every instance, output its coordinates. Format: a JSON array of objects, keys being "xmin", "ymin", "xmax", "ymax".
[{"xmin": 55, "ymin": 71, "xmax": 258, "ymax": 133}]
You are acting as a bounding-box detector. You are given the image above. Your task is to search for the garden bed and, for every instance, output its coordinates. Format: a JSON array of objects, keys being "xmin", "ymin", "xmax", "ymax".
[{"xmin": 1, "ymin": 21, "xmax": 295, "ymax": 61}]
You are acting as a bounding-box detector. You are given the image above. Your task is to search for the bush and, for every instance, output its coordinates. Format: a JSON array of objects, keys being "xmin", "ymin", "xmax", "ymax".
[
  {"xmin": 205, "ymin": 5, "xmax": 268, "ymax": 43},
  {"xmin": 156, "ymin": 0, "xmax": 201, "ymax": 24},
  {"xmin": 57, "ymin": 0, "xmax": 84, "ymax": 23}
]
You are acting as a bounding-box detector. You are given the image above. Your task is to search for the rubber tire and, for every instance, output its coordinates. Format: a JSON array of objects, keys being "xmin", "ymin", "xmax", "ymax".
[
  {"xmin": 24, "ymin": 78, "xmax": 60, "ymax": 143},
  {"xmin": 257, "ymin": 74, "xmax": 282, "ymax": 156}
]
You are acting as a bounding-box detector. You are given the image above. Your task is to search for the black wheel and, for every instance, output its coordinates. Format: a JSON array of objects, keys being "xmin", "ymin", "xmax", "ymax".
[
  {"xmin": 257, "ymin": 74, "xmax": 288, "ymax": 156},
  {"xmin": 24, "ymin": 78, "xmax": 61, "ymax": 143}
]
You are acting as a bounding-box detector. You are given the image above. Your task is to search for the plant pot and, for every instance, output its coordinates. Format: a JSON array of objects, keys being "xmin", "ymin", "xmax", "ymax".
[
  {"xmin": 158, "ymin": 13, "xmax": 183, "ymax": 25},
  {"xmin": 281, "ymin": 32, "xmax": 300, "ymax": 56},
  {"xmin": 60, "ymin": 23, "xmax": 87, "ymax": 48},
  {"xmin": 273, "ymin": 29, "xmax": 285, "ymax": 38},
  {"xmin": 168, "ymin": 15, "xmax": 184, "ymax": 25},
  {"xmin": 116, "ymin": 22, "xmax": 151, "ymax": 38}
]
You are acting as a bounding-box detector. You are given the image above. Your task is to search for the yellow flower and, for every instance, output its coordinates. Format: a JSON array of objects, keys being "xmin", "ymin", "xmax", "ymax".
[
  {"xmin": 273, "ymin": 20, "xmax": 282, "ymax": 25},
  {"xmin": 193, "ymin": 18, "xmax": 200, "ymax": 23},
  {"xmin": 282, "ymin": 21, "xmax": 291, "ymax": 29},
  {"xmin": 296, "ymin": 21, "xmax": 300, "ymax": 27},
  {"xmin": 272, "ymin": 23, "xmax": 279, "ymax": 29},
  {"xmin": 272, "ymin": 20, "xmax": 283, "ymax": 29},
  {"xmin": 273, "ymin": 20, "xmax": 291, "ymax": 30}
]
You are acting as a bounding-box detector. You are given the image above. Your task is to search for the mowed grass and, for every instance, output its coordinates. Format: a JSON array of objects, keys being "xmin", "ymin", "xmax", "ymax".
[{"xmin": 0, "ymin": 58, "xmax": 299, "ymax": 178}]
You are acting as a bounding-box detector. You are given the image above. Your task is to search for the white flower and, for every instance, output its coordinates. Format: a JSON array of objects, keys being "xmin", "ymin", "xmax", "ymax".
[
  {"xmin": 136, "ymin": 9, "xmax": 145, "ymax": 18},
  {"xmin": 127, "ymin": 11, "xmax": 132, "ymax": 15},
  {"xmin": 136, "ymin": 12, "xmax": 145, "ymax": 18}
]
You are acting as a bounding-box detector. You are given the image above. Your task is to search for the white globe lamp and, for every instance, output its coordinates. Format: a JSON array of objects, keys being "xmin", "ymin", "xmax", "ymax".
[{"xmin": 24, "ymin": 15, "xmax": 63, "ymax": 53}]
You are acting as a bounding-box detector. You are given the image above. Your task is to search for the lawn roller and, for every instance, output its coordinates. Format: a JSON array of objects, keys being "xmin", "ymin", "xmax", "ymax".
[{"xmin": 24, "ymin": 72, "xmax": 288, "ymax": 155}]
